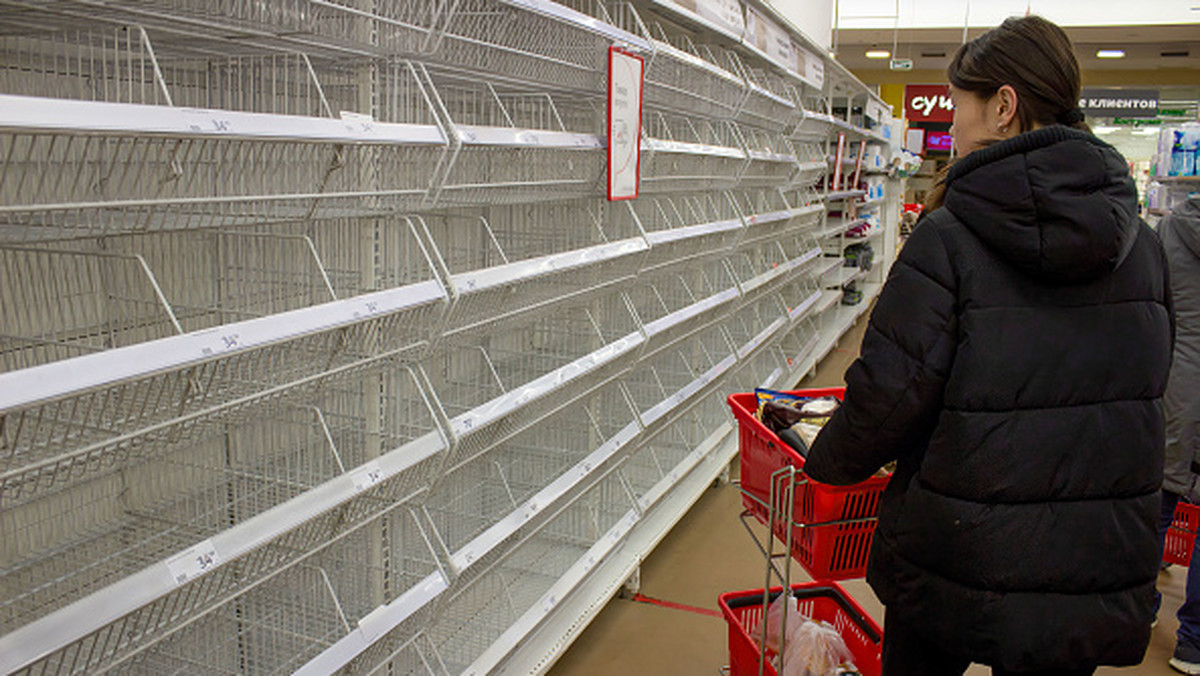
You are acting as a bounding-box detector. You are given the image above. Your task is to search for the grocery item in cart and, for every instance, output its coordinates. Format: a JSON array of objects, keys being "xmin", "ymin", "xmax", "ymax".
[
  {"xmin": 755, "ymin": 389, "xmax": 841, "ymax": 455},
  {"xmin": 747, "ymin": 591, "xmax": 863, "ymax": 676}
]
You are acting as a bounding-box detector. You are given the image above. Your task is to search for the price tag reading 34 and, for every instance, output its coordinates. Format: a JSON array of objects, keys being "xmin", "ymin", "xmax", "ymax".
[
  {"xmin": 166, "ymin": 539, "xmax": 221, "ymax": 586},
  {"xmin": 607, "ymin": 47, "xmax": 644, "ymax": 201}
]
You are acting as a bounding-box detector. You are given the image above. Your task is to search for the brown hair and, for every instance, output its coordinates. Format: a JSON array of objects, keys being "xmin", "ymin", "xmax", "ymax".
[{"xmin": 924, "ymin": 15, "xmax": 1088, "ymax": 212}]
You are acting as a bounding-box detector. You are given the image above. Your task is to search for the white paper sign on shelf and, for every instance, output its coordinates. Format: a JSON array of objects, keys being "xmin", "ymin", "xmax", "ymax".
[
  {"xmin": 865, "ymin": 99, "xmax": 888, "ymax": 124},
  {"xmin": 607, "ymin": 47, "xmax": 644, "ymax": 201},
  {"xmin": 656, "ymin": 0, "xmax": 745, "ymax": 38},
  {"xmin": 793, "ymin": 43, "xmax": 825, "ymax": 90},
  {"xmin": 745, "ymin": 8, "xmax": 794, "ymax": 71}
]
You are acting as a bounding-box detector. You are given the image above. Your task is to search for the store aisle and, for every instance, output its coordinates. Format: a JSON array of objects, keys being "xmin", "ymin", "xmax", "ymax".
[{"xmin": 549, "ymin": 309, "xmax": 1185, "ymax": 676}]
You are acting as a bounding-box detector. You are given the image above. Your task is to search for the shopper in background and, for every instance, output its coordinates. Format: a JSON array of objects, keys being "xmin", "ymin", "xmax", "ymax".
[
  {"xmin": 804, "ymin": 15, "xmax": 1174, "ymax": 676},
  {"xmin": 1158, "ymin": 196, "xmax": 1200, "ymax": 675}
]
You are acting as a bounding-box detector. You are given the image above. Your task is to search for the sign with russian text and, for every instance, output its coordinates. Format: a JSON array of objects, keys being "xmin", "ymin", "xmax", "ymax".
[
  {"xmin": 658, "ymin": 0, "xmax": 745, "ymax": 38},
  {"xmin": 608, "ymin": 47, "xmax": 644, "ymax": 201},
  {"xmin": 745, "ymin": 8, "xmax": 794, "ymax": 71},
  {"xmin": 904, "ymin": 84, "xmax": 954, "ymax": 122},
  {"xmin": 793, "ymin": 42, "xmax": 825, "ymax": 90},
  {"xmin": 1079, "ymin": 88, "xmax": 1158, "ymax": 118}
]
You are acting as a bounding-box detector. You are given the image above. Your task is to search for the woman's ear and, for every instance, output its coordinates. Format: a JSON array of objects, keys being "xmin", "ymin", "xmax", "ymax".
[{"xmin": 995, "ymin": 85, "xmax": 1019, "ymax": 134}]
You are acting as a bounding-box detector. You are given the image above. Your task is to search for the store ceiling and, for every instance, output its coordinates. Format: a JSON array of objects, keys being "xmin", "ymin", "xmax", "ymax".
[{"xmin": 832, "ymin": 24, "xmax": 1200, "ymax": 74}]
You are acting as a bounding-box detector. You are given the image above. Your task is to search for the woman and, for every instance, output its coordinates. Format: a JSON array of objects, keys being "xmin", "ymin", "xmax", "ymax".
[{"xmin": 804, "ymin": 15, "xmax": 1174, "ymax": 675}]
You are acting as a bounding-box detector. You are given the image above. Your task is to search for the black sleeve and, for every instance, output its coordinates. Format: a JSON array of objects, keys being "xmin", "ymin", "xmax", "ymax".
[{"xmin": 804, "ymin": 217, "xmax": 959, "ymax": 485}]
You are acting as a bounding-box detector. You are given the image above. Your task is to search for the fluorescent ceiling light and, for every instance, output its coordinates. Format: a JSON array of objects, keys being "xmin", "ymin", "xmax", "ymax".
[
  {"xmin": 1096, "ymin": 49, "xmax": 1126, "ymax": 58},
  {"xmin": 865, "ymin": 50, "xmax": 891, "ymax": 59},
  {"xmin": 1092, "ymin": 126, "xmax": 1120, "ymax": 134}
]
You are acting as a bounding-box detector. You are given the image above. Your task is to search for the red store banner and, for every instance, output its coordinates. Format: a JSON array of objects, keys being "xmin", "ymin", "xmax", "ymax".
[{"xmin": 904, "ymin": 84, "xmax": 954, "ymax": 122}]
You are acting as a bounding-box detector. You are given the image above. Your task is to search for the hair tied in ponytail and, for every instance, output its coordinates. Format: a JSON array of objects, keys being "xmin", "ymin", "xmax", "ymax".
[{"xmin": 1058, "ymin": 108, "xmax": 1085, "ymax": 125}]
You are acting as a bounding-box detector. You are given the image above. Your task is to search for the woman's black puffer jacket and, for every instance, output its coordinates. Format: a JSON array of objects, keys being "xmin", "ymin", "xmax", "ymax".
[{"xmin": 805, "ymin": 126, "xmax": 1174, "ymax": 671}]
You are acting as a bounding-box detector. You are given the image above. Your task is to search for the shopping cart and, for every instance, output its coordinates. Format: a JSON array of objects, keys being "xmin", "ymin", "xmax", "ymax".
[
  {"xmin": 1166, "ymin": 501, "xmax": 1200, "ymax": 566},
  {"xmin": 719, "ymin": 581, "xmax": 882, "ymax": 676},
  {"xmin": 728, "ymin": 387, "xmax": 889, "ymax": 580}
]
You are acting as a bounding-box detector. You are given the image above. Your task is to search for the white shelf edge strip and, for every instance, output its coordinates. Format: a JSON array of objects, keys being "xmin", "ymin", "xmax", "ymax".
[
  {"xmin": 450, "ymin": 421, "xmax": 643, "ymax": 571},
  {"xmin": 0, "ymin": 94, "xmax": 446, "ymax": 145},
  {"xmin": 737, "ymin": 316, "xmax": 787, "ymax": 359},
  {"xmin": 746, "ymin": 82, "xmax": 795, "ymax": 108},
  {"xmin": 0, "ymin": 430, "xmax": 447, "ymax": 674},
  {"xmin": 294, "ymin": 571, "xmax": 450, "ymax": 676},
  {"xmin": 642, "ymin": 288, "xmax": 740, "ymax": 339},
  {"xmin": 452, "ymin": 238, "xmax": 648, "ymax": 293},
  {"xmin": 500, "ymin": 0, "xmax": 651, "ymax": 50},
  {"xmin": 0, "ymin": 279, "xmax": 446, "ymax": 412},
  {"xmin": 644, "ymin": 218, "xmax": 743, "ymax": 246},
  {"xmin": 639, "ymin": 353, "xmax": 738, "ymax": 427},
  {"xmin": 449, "ymin": 333, "xmax": 644, "ymax": 438},
  {"xmin": 457, "ymin": 125, "xmax": 603, "ymax": 149},
  {"xmin": 789, "ymin": 290, "xmax": 824, "ymax": 321},
  {"xmin": 643, "ymin": 137, "xmax": 745, "ymax": 159},
  {"xmin": 747, "ymin": 150, "xmax": 798, "ymax": 163}
]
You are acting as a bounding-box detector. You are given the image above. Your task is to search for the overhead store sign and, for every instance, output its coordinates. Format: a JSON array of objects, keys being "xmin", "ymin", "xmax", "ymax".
[
  {"xmin": 793, "ymin": 43, "xmax": 825, "ymax": 89},
  {"xmin": 744, "ymin": 8, "xmax": 795, "ymax": 72},
  {"xmin": 1079, "ymin": 88, "xmax": 1159, "ymax": 118},
  {"xmin": 607, "ymin": 47, "xmax": 644, "ymax": 201},
  {"xmin": 904, "ymin": 84, "xmax": 954, "ymax": 122},
  {"xmin": 656, "ymin": 0, "xmax": 745, "ymax": 38}
]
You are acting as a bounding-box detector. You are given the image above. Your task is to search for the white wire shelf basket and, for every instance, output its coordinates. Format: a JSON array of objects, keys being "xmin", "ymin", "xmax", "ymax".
[
  {"xmin": 122, "ymin": 507, "xmax": 443, "ymax": 676},
  {"xmin": 726, "ymin": 239, "xmax": 801, "ymax": 306},
  {"xmin": 787, "ymin": 142, "xmax": 829, "ymax": 187},
  {"xmin": 423, "ymin": 468, "xmax": 636, "ymax": 674},
  {"xmin": 620, "ymin": 322, "xmax": 737, "ymax": 436},
  {"xmin": 729, "ymin": 188, "xmax": 822, "ymax": 248},
  {"xmin": 420, "ymin": 380, "xmax": 638, "ymax": 569},
  {"xmin": 0, "ymin": 0, "xmax": 460, "ymax": 60},
  {"xmin": 640, "ymin": 113, "xmax": 748, "ymax": 194},
  {"xmin": 427, "ymin": 293, "xmax": 643, "ymax": 475},
  {"xmin": 639, "ymin": 25, "xmax": 748, "ymax": 121},
  {"xmin": 628, "ymin": 191, "xmax": 744, "ymax": 273},
  {"xmin": 619, "ymin": 391, "xmax": 730, "ymax": 511},
  {"xmin": 303, "ymin": 382, "xmax": 644, "ymax": 675},
  {"xmin": 727, "ymin": 341, "xmax": 779, "ymax": 391},
  {"xmin": 736, "ymin": 127, "xmax": 800, "ymax": 187},
  {"xmin": 625, "ymin": 259, "xmax": 741, "ymax": 360},
  {"xmin": 724, "ymin": 291, "xmax": 789, "ymax": 363},
  {"xmin": 432, "ymin": 0, "xmax": 646, "ymax": 94},
  {"xmin": 0, "ymin": 216, "xmax": 445, "ymax": 372},
  {"xmin": 0, "ymin": 93, "xmax": 449, "ymax": 242},
  {"xmin": 729, "ymin": 58, "xmax": 798, "ymax": 133},
  {"xmin": 777, "ymin": 275, "xmax": 824, "ymax": 324},
  {"xmin": 415, "ymin": 200, "xmax": 647, "ymax": 335},
  {"xmin": 777, "ymin": 316, "xmax": 821, "ymax": 376},
  {"xmin": 418, "ymin": 65, "xmax": 609, "ymax": 208},
  {"xmin": 0, "ymin": 363, "xmax": 449, "ymax": 674}
]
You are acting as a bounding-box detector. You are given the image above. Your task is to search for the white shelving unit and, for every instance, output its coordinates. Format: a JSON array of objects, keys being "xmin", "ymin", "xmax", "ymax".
[{"xmin": 0, "ymin": 1, "xmax": 901, "ymax": 674}]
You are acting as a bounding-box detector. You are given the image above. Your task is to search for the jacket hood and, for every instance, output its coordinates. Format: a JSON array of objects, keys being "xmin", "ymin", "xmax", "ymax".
[
  {"xmin": 944, "ymin": 126, "xmax": 1140, "ymax": 284},
  {"xmin": 1165, "ymin": 197, "xmax": 1200, "ymax": 260}
]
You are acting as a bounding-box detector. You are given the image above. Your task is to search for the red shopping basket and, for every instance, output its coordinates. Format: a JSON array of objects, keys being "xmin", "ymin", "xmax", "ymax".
[
  {"xmin": 719, "ymin": 581, "xmax": 882, "ymax": 676},
  {"xmin": 1166, "ymin": 501, "xmax": 1200, "ymax": 566},
  {"xmin": 728, "ymin": 387, "xmax": 889, "ymax": 580}
]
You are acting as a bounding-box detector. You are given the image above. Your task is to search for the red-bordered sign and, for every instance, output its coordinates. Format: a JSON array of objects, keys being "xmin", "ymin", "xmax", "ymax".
[{"xmin": 607, "ymin": 46, "xmax": 644, "ymax": 201}]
